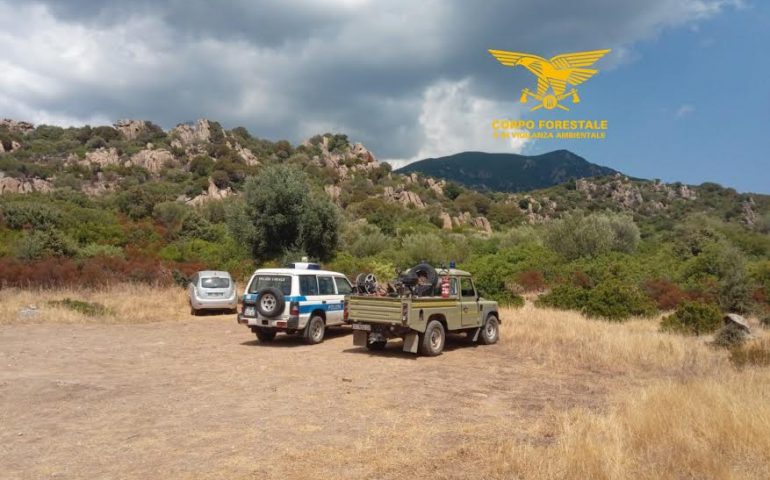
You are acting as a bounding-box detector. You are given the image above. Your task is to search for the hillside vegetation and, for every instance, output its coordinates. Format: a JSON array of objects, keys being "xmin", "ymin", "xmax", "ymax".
[{"xmin": 1, "ymin": 118, "xmax": 769, "ymax": 326}]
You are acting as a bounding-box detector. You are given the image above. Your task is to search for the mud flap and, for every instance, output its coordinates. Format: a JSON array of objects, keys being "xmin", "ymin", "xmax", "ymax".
[
  {"xmin": 471, "ymin": 327, "xmax": 481, "ymax": 342},
  {"xmin": 403, "ymin": 332, "xmax": 419, "ymax": 353},
  {"xmin": 353, "ymin": 330, "xmax": 368, "ymax": 347}
]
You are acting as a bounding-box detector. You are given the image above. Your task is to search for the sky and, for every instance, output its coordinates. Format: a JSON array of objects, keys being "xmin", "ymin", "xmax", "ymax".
[{"xmin": 0, "ymin": 0, "xmax": 767, "ymax": 193}]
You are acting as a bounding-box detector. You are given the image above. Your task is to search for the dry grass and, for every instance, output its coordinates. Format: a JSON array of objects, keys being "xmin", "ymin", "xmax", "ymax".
[
  {"xmin": 484, "ymin": 304, "xmax": 770, "ymax": 480},
  {"xmin": 0, "ymin": 284, "xmax": 191, "ymax": 324},
  {"xmin": 2, "ymin": 289, "xmax": 770, "ymax": 479}
]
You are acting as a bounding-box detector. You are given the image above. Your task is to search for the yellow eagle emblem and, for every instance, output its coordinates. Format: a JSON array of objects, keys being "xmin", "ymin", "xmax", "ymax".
[{"xmin": 488, "ymin": 49, "xmax": 611, "ymax": 111}]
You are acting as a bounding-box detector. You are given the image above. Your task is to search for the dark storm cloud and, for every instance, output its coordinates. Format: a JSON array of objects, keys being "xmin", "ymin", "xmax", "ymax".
[{"xmin": 1, "ymin": 0, "xmax": 737, "ymax": 161}]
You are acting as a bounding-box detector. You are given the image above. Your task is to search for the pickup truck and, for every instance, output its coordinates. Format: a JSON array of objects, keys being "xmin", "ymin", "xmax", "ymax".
[{"xmin": 347, "ymin": 267, "xmax": 500, "ymax": 356}]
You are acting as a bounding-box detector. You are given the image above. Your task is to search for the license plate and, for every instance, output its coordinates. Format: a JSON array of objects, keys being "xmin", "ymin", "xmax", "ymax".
[
  {"xmin": 244, "ymin": 306, "xmax": 256, "ymax": 316},
  {"xmin": 351, "ymin": 323, "xmax": 371, "ymax": 331},
  {"xmin": 209, "ymin": 292, "xmax": 223, "ymax": 297}
]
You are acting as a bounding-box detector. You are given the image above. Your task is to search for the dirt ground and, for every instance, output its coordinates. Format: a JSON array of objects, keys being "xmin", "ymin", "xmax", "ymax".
[{"xmin": 1, "ymin": 312, "xmax": 617, "ymax": 479}]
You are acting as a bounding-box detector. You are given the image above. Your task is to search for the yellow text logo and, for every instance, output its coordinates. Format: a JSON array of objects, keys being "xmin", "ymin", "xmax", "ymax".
[{"xmin": 488, "ymin": 49, "xmax": 610, "ymax": 111}]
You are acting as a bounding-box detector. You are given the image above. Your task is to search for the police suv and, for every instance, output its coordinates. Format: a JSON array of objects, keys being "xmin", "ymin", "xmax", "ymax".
[{"xmin": 237, "ymin": 262, "xmax": 354, "ymax": 344}]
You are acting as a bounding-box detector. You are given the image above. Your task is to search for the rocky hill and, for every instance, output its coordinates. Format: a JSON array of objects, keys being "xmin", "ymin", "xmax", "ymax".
[
  {"xmin": 1, "ymin": 117, "xmax": 767, "ymax": 237},
  {"xmin": 396, "ymin": 150, "xmax": 619, "ymax": 192}
]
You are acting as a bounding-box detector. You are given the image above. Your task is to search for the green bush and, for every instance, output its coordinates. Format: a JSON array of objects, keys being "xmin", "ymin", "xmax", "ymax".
[
  {"xmin": 544, "ymin": 212, "xmax": 640, "ymax": 260},
  {"xmin": 48, "ymin": 298, "xmax": 113, "ymax": 317},
  {"xmin": 538, "ymin": 280, "xmax": 654, "ymax": 321},
  {"xmin": 78, "ymin": 243, "xmax": 125, "ymax": 259},
  {"xmin": 660, "ymin": 301, "xmax": 723, "ymax": 335},
  {"xmin": 712, "ymin": 323, "xmax": 749, "ymax": 348}
]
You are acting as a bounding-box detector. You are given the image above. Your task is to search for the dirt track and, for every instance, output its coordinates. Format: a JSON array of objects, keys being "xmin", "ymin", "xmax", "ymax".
[{"xmin": 0, "ymin": 313, "xmax": 612, "ymax": 479}]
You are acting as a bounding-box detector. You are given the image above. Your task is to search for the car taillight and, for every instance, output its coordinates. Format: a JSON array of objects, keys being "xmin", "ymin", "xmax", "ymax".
[
  {"xmin": 290, "ymin": 301, "xmax": 299, "ymax": 316},
  {"xmin": 343, "ymin": 300, "xmax": 349, "ymax": 321},
  {"xmin": 401, "ymin": 303, "xmax": 409, "ymax": 322}
]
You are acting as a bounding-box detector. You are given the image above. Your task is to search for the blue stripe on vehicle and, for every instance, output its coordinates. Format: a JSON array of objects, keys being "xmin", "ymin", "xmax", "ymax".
[{"xmin": 298, "ymin": 303, "xmax": 344, "ymax": 314}]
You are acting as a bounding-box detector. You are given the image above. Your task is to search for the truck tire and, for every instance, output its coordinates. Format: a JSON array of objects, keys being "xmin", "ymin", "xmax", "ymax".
[
  {"xmin": 419, "ymin": 320, "xmax": 445, "ymax": 356},
  {"xmin": 304, "ymin": 315, "xmax": 325, "ymax": 345},
  {"xmin": 410, "ymin": 263, "xmax": 438, "ymax": 289},
  {"xmin": 255, "ymin": 328, "xmax": 276, "ymax": 342},
  {"xmin": 479, "ymin": 314, "xmax": 499, "ymax": 345},
  {"xmin": 257, "ymin": 287, "xmax": 285, "ymax": 318}
]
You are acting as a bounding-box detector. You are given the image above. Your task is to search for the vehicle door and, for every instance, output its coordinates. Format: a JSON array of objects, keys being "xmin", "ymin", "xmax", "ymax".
[
  {"xmin": 460, "ymin": 277, "xmax": 481, "ymax": 327},
  {"xmin": 333, "ymin": 276, "xmax": 353, "ymax": 325},
  {"xmin": 318, "ymin": 275, "xmax": 344, "ymax": 325},
  {"xmin": 298, "ymin": 274, "xmax": 319, "ymax": 321}
]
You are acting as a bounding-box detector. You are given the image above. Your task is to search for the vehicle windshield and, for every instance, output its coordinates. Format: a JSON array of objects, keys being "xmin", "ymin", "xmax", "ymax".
[
  {"xmin": 248, "ymin": 275, "xmax": 292, "ymax": 295},
  {"xmin": 200, "ymin": 277, "xmax": 230, "ymax": 289}
]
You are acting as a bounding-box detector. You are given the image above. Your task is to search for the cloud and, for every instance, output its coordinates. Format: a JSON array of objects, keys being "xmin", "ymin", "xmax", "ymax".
[
  {"xmin": 675, "ymin": 104, "xmax": 696, "ymax": 117},
  {"xmin": 0, "ymin": 0, "xmax": 739, "ymax": 164}
]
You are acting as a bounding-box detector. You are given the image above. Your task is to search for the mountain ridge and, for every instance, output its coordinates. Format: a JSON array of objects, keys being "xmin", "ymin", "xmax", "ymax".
[{"xmin": 396, "ymin": 149, "xmax": 620, "ymax": 192}]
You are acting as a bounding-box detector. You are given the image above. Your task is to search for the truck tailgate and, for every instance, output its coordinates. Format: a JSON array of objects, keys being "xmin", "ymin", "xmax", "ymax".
[{"xmin": 348, "ymin": 296, "xmax": 403, "ymax": 324}]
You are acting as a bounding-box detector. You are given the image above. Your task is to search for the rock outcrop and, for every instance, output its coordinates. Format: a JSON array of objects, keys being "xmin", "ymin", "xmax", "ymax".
[
  {"xmin": 114, "ymin": 120, "xmax": 149, "ymax": 140},
  {"xmin": 0, "ymin": 119, "xmax": 35, "ymax": 135},
  {"xmin": 171, "ymin": 119, "xmax": 212, "ymax": 147},
  {"xmin": 310, "ymin": 136, "xmax": 379, "ymax": 180},
  {"xmin": 128, "ymin": 148, "xmax": 176, "ymax": 174},
  {"xmin": 0, "ymin": 173, "xmax": 53, "ymax": 195},
  {"xmin": 186, "ymin": 178, "xmax": 233, "ymax": 206},
  {"xmin": 0, "ymin": 140, "xmax": 22, "ymax": 154},
  {"xmin": 84, "ymin": 148, "xmax": 121, "ymax": 168},
  {"xmin": 742, "ymin": 197, "xmax": 757, "ymax": 226},
  {"xmin": 383, "ymin": 186, "xmax": 425, "ymax": 209},
  {"xmin": 444, "ymin": 211, "xmax": 492, "ymax": 233}
]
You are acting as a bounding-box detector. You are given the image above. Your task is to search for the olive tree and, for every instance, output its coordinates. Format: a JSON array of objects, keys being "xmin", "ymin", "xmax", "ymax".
[{"xmin": 228, "ymin": 164, "xmax": 340, "ymax": 261}]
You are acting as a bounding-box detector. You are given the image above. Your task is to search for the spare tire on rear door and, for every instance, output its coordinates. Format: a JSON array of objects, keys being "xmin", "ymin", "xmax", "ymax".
[{"xmin": 257, "ymin": 287, "xmax": 285, "ymax": 318}]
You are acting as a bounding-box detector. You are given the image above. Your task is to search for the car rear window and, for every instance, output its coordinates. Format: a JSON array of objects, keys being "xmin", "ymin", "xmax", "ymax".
[
  {"xmin": 201, "ymin": 277, "xmax": 230, "ymax": 288},
  {"xmin": 248, "ymin": 275, "xmax": 291, "ymax": 295}
]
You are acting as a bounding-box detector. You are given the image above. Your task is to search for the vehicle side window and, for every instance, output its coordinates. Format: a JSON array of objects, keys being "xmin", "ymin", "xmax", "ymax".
[
  {"xmin": 334, "ymin": 277, "xmax": 353, "ymax": 295},
  {"xmin": 318, "ymin": 276, "xmax": 335, "ymax": 295},
  {"xmin": 299, "ymin": 275, "xmax": 318, "ymax": 296},
  {"xmin": 460, "ymin": 278, "xmax": 476, "ymax": 298}
]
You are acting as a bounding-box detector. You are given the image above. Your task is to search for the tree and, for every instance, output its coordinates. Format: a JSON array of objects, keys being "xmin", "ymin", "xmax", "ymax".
[{"xmin": 228, "ymin": 164, "xmax": 340, "ymax": 261}]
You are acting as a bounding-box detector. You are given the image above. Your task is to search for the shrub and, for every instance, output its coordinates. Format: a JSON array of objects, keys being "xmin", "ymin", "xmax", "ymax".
[
  {"xmin": 644, "ymin": 278, "xmax": 687, "ymax": 310},
  {"xmin": 47, "ymin": 298, "xmax": 113, "ymax": 317},
  {"xmin": 349, "ymin": 231, "xmax": 390, "ymax": 258},
  {"xmin": 660, "ymin": 301, "xmax": 723, "ymax": 335},
  {"xmin": 712, "ymin": 323, "xmax": 749, "ymax": 349},
  {"xmin": 538, "ymin": 280, "xmax": 654, "ymax": 321},
  {"xmin": 516, "ymin": 270, "xmax": 545, "ymax": 292},
  {"xmin": 78, "ymin": 243, "xmax": 125, "ymax": 259},
  {"xmin": 729, "ymin": 338, "xmax": 770, "ymax": 368},
  {"xmin": 537, "ymin": 284, "xmax": 590, "ymax": 311},
  {"xmin": 581, "ymin": 281, "xmax": 655, "ymax": 321},
  {"xmin": 544, "ymin": 212, "xmax": 639, "ymax": 260},
  {"xmin": 400, "ymin": 233, "xmax": 445, "ymax": 266},
  {"xmin": 761, "ymin": 314, "xmax": 770, "ymax": 329}
]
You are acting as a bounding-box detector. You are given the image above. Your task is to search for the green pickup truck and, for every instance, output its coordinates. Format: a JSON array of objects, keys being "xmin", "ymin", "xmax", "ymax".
[{"xmin": 347, "ymin": 267, "xmax": 500, "ymax": 356}]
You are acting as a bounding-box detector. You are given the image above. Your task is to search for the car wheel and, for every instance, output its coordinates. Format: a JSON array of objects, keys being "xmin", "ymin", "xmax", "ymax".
[
  {"xmin": 419, "ymin": 320, "xmax": 445, "ymax": 356},
  {"xmin": 303, "ymin": 315, "xmax": 325, "ymax": 345},
  {"xmin": 190, "ymin": 305, "xmax": 198, "ymax": 316},
  {"xmin": 255, "ymin": 328, "xmax": 276, "ymax": 342},
  {"xmin": 366, "ymin": 339, "xmax": 387, "ymax": 351},
  {"xmin": 480, "ymin": 315, "xmax": 499, "ymax": 345}
]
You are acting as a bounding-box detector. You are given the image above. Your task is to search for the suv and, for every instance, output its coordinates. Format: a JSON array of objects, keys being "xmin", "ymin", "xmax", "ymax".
[
  {"xmin": 237, "ymin": 262, "xmax": 353, "ymax": 344},
  {"xmin": 188, "ymin": 270, "xmax": 237, "ymax": 315}
]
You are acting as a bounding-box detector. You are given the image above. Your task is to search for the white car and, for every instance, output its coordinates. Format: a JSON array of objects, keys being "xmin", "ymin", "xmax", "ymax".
[
  {"xmin": 188, "ymin": 270, "xmax": 238, "ymax": 315},
  {"xmin": 237, "ymin": 262, "xmax": 353, "ymax": 344}
]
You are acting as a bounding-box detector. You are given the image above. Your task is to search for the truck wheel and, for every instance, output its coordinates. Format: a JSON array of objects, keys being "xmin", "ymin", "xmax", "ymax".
[
  {"xmin": 480, "ymin": 315, "xmax": 499, "ymax": 345},
  {"xmin": 366, "ymin": 339, "xmax": 387, "ymax": 351},
  {"xmin": 419, "ymin": 320, "xmax": 445, "ymax": 356},
  {"xmin": 255, "ymin": 328, "xmax": 276, "ymax": 342},
  {"xmin": 304, "ymin": 315, "xmax": 325, "ymax": 345}
]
